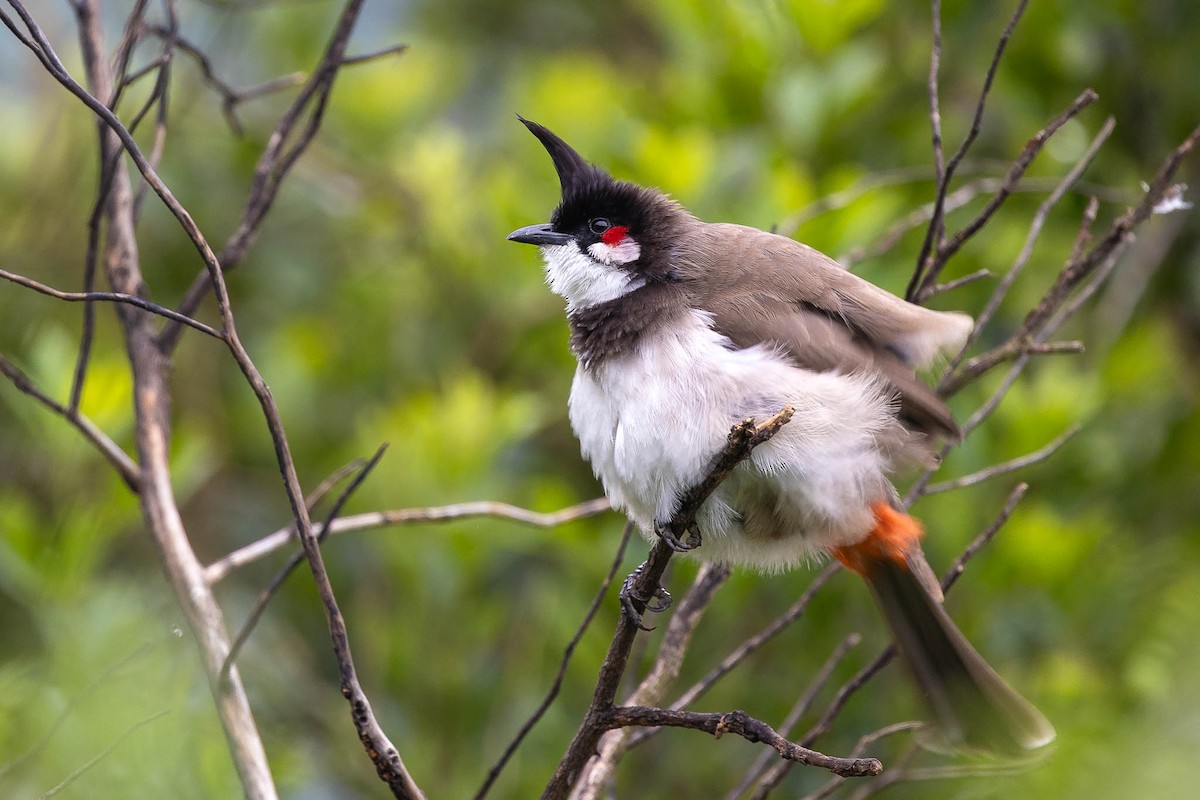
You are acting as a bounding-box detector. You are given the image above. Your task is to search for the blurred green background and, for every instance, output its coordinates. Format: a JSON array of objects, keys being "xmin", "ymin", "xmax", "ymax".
[{"xmin": 1, "ymin": 0, "xmax": 1198, "ymax": 797}]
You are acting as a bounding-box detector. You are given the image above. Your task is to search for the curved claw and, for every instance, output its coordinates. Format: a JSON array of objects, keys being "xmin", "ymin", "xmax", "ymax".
[
  {"xmin": 656, "ymin": 520, "xmax": 703, "ymax": 552},
  {"xmin": 618, "ymin": 563, "xmax": 673, "ymax": 630}
]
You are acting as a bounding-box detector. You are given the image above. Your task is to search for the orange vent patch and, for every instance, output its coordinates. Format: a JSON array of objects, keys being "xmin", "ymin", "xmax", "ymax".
[{"xmin": 832, "ymin": 503, "xmax": 925, "ymax": 575}]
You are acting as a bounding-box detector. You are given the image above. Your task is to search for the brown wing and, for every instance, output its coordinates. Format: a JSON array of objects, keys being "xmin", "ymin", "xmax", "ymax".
[{"xmin": 675, "ymin": 222, "xmax": 968, "ymax": 440}]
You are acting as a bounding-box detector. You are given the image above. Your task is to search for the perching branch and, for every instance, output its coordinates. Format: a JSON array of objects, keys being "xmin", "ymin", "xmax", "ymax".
[
  {"xmin": 539, "ymin": 407, "xmax": 892, "ymax": 800},
  {"xmin": 475, "ymin": 522, "xmax": 636, "ymax": 800}
]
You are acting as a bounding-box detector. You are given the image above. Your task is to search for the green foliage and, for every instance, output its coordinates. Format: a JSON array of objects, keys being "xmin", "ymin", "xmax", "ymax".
[{"xmin": 1, "ymin": 1, "xmax": 1198, "ymax": 798}]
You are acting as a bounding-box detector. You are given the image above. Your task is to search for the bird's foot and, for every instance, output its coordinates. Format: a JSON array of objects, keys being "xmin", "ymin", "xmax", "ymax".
[
  {"xmin": 655, "ymin": 519, "xmax": 702, "ymax": 552},
  {"xmin": 619, "ymin": 562, "xmax": 672, "ymax": 631}
]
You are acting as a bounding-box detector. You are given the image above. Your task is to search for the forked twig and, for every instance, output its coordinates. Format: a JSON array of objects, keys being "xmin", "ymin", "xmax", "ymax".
[{"xmin": 474, "ymin": 522, "xmax": 635, "ymax": 800}]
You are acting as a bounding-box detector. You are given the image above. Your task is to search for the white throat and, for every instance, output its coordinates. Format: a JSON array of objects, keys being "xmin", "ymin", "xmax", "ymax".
[{"xmin": 541, "ymin": 242, "xmax": 645, "ymax": 310}]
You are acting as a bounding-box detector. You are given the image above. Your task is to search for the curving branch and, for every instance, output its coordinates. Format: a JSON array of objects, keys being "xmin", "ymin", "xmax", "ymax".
[
  {"xmin": 908, "ymin": 0, "xmax": 1030, "ymax": 300},
  {"xmin": 204, "ymin": 497, "xmax": 614, "ymax": 584},
  {"xmin": 0, "ymin": 353, "xmax": 140, "ymax": 491},
  {"xmin": 535, "ymin": 407, "xmax": 896, "ymax": 800}
]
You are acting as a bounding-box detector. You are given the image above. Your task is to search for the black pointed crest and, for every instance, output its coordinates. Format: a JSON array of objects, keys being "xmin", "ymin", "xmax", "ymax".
[{"xmin": 517, "ymin": 116, "xmax": 603, "ymax": 199}]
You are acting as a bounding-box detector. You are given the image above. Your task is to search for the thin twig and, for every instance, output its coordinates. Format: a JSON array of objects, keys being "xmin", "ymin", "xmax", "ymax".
[
  {"xmin": 917, "ymin": 87, "xmax": 1100, "ymax": 301},
  {"xmin": 219, "ymin": 445, "xmax": 388, "ymax": 685},
  {"xmin": 937, "ymin": 117, "xmax": 1114, "ymax": 392},
  {"xmin": 38, "ymin": 710, "xmax": 170, "ymax": 800},
  {"xmin": 927, "ymin": 0, "xmax": 945, "ymax": 250},
  {"xmin": 798, "ymin": 722, "xmax": 925, "ymax": 800},
  {"xmin": 601, "ymin": 707, "xmax": 881, "ymax": 778},
  {"xmin": 204, "ymin": 497, "xmax": 614, "ymax": 584},
  {"xmin": 0, "ymin": 267, "xmax": 223, "ymax": 339},
  {"xmin": 924, "ymin": 268, "xmax": 992, "ymax": 299},
  {"xmin": 0, "ymin": 354, "xmax": 140, "ymax": 491},
  {"xmin": 5, "ymin": 2, "xmax": 421, "ymax": 796},
  {"xmin": 924, "ymin": 427, "xmax": 1079, "ymax": 496},
  {"xmin": 667, "ymin": 563, "xmax": 840, "ymax": 716},
  {"xmin": 0, "ymin": 636, "xmax": 168, "ymax": 779},
  {"xmin": 940, "ymin": 483, "xmax": 1028, "ymax": 594},
  {"xmin": 908, "ymin": 0, "xmax": 1030, "ymax": 300},
  {"xmin": 725, "ymin": 633, "xmax": 863, "ymax": 800},
  {"xmin": 159, "ymin": 25, "xmax": 408, "ymax": 353},
  {"xmin": 750, "ymin": 484, "xmax": 1030, "ymax": 797},
  {"xmin": 474, "ymin": 522, "xmax": 635, "ymax": 800}
]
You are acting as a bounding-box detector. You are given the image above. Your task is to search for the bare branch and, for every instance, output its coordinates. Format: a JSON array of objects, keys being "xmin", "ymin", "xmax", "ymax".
[
  {"xmin": 924, "ymin": 268, "xmax": 992, "ymax": 299},
  {"xmin": 601, "ymin": 707, "xmax": 881, "ymax": 778},
  {"xmin": 204, "ymin": 497, "xmax": 614, "ymax": 584},
  {"xmin": 543, "ymin": 408, "xmax": 795, "ymax": 799},
  {"xmin": 38, "ymin": 710, "xmax": 169, "ymax": 800},
  {"xmin": 219, "ymin": 445, "xmax": 388, "ymax": 685},
  {"xmin": 475, "ymin": 522, "xmax": 635, "ymax": 800},
  {"xmin": 924, "ymin": 428, "xmax": 1078, "ymax": 496},
  {"xmin": 927, "ymin": 0, "xmax": 945, "ymax": 247},
  {"xmin": 573, "ymin": 563, "xmax": 733, "ymax": 798},
  {"xmin": 940, "ymin": 483, "xmax": 1028, "ymax": 594},
  {"xmin": 915, "ymin": 87, "xmax": 1099, "ymax": 301},
  {"xmin": 909, "ymin": 0, "xmax": 1030, "ymax": 300},
  {"xmin": 160, "ymin": 17, "xmax": 408, "ymax": 353},
  {"xmin": 725, "ymin": 633, "xmax": 863, "ymax": 800},
  {"xmin": 0, "ymin": 267, "xmax": 223, "ymax": 339},
  {"xmin": 667, "ymin": 563, "xmax": 840, "ymax": 716},
  {"xmin": 937, "ymin": 117, "xmax": 1114, "ymax": 390},
  {"xmin": 142, "ymin": 24, "xmax": 304, "ymax": 136},
  {"xmin": 0, "ymin": 353, "xmax": 140, "ymax": 491}
]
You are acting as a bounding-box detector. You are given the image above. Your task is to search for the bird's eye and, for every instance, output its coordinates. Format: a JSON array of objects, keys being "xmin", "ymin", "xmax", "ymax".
[{"xmin": 589, "ymin": 218, "xmax": 612, "ymax": 235}]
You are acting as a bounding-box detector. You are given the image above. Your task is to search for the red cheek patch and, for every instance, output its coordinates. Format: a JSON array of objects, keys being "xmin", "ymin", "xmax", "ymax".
[{"xmin": 601, "ymin": 226, "xmax": 629, "ymax": 246}]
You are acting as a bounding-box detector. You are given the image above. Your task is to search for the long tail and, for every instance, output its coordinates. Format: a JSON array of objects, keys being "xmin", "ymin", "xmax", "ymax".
[{"xmin": 833, "ymin": 504, "xmax": 1056, "ymax": 756}]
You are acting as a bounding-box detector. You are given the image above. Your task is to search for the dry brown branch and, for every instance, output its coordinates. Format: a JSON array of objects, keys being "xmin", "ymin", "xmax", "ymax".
[
  {"xmin": 2, "ymin": 2, "xmax": 424, "ymax": 797},
  {"xmin": 158, "ymin": 21, "xmax": 408, "ymax": 353},
  {"xmin": 571, "ymin": 562, "xmax": 733, "ymax": 799},
  {"xmin": 143, "ymin": 23, "xmax": 304, "ymax": 136},
  {"xmin": 600, "ymin": 707, "xmax": 881, "ymax": 778},
  {"xmin": 0, "ymin": 353, "xmax": 140, "ymax": 491},
  {"xmin": 544, "ymin": 411, "xmax": 793, "ymax": 795},
  {"xmin": 725, "ymin": 634, "xmax": 863, "ymax": 800},
  {"xmin": 3, "ymin": 2, "xmax": 284, "ymax": 795},
  {"xmin": 0, "ymin": 267, "xmax": 222, "ymax": 339},
  {"xmin": 476, "ymin": 523, "xmax": 636, "ymax": 800},
  {"xmin": 908, "ymin": 0, "xmax": 1030, "ymax": 300},
  {"xmin": 204, "ymin": 497, "xmax": 614, "ymax": 584},
  {"xmin": 923, "ymin": 427, "xmax": 1079, "ymax": 495},
  {"xmin": 219, "ymin": 445, "xmax": 389, "ymax": 685}
]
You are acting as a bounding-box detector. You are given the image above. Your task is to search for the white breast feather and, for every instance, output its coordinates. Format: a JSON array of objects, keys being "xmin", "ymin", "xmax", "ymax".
[{"xmin": 569, "ymin": 309, "xmax": 901, "ymax": 571}]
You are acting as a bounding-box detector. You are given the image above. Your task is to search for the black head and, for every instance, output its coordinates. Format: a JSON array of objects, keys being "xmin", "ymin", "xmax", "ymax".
[{"xmin": 507, "ymin": 117, "xmax": 686, "ymax": 282}]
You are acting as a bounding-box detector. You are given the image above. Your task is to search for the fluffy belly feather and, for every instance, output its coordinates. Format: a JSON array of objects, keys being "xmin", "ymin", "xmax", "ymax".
[{"xmin": 568, "ymin": 310, "xmax": 904, "ymax": 571}]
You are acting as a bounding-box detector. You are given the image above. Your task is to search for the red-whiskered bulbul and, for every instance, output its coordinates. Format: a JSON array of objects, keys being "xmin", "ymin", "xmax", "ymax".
[{"xmin": 507, "ymin": 117, "xmax": 1055, "ymax": 755}]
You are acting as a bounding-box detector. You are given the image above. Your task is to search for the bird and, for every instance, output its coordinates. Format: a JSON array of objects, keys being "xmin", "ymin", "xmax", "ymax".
[{"xmin": 506, "ymin": 116, "xmax": 1055, "ymax": 756}]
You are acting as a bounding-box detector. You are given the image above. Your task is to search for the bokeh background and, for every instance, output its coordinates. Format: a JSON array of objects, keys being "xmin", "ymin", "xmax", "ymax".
[{"xmin": 1, "ymin": 1, "xmax": 1198, "ymax": 797}]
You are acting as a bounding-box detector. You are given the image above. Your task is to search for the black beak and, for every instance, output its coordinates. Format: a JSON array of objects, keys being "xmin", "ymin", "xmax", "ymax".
[{"xmin": 507, "ymin": 223, "xmax": 573, "ymax": 247}]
